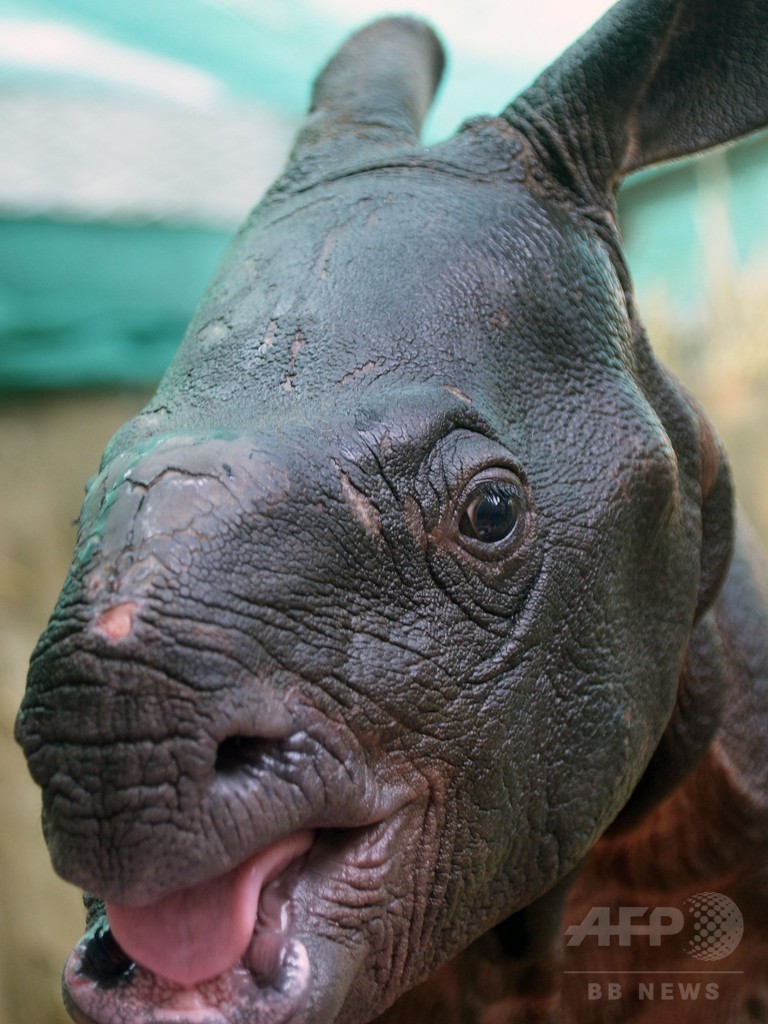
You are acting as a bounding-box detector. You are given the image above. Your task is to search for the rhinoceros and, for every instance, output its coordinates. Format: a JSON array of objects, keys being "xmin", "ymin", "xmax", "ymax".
[{"xmin": 15, "ymin": 0, "xmax": 768, "ymax": 1021}]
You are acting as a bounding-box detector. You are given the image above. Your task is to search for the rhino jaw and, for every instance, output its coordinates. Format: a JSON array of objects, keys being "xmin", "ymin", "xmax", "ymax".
[{"xmin": 62, "ymin": 822, "xmax": 399, "ymax": 1024}]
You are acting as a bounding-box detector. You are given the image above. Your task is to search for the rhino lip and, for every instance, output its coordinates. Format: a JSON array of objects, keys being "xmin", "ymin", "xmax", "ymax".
[
  {"xmin": 65, "ymin": 926, "xmax": 310, "ymax": 1024},
  {"xmin": 61, "ymin": 819, "xmax": 392, "ymax": 1024},
  {"xmin": 63, "ymin": 835, "xmax": 318, "ymax": 1024},
  {"xmin": 102, "ymin": 830, "xmax": 318, "ymax": 991}
]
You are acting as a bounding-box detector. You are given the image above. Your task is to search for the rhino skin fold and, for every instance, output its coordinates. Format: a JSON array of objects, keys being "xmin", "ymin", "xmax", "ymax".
[{"xmin": 15, "ymin": 3, "xmax": 768, "ymax": 1023}]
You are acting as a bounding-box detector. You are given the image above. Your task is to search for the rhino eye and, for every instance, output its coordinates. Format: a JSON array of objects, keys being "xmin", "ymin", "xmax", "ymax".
[{"xmin": 458, "ymin": 478, "xmax": 522, "ymax": 546}]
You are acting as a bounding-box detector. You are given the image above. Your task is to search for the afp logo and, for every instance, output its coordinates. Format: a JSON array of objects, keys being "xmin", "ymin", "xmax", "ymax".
[{"xmin": 565, "ymin": 892, "xmax": 744, "ymax": 960}]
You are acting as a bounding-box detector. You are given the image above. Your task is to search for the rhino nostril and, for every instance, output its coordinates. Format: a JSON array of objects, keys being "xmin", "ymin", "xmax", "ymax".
[{"xmin": 215, "ymin": 735, "xmax": 276, "ymax": 775}]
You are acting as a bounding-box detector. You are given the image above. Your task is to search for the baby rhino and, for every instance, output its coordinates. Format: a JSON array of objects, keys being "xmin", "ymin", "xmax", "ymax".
[{"xmin": 15, "ymin": 0, "xmax": 768, "ymax": 1022}]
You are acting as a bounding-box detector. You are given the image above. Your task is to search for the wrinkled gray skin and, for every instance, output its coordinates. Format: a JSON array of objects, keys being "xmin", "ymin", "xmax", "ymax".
[{"xmin": 15, "ymin": 2, "xmax": 768, "ymax": 1023}]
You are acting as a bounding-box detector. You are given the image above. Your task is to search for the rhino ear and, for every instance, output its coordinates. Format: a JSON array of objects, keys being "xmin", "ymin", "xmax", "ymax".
[
  {"xmin": 288, "ymin": 17, "xmax": 444, "ymax": 165},
  {"xmin": 505, "ymin": 0, "xmax": 768, "ymax": 195}
]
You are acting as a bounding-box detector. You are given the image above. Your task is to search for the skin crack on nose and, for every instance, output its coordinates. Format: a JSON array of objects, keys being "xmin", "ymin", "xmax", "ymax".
[
  {"xmin": 94, "ymin": 602, "xmax": 138, "ymax": 641},
  {"xmin": 338, "ymin": 469, "xmax": 382, "ymax": 540}
]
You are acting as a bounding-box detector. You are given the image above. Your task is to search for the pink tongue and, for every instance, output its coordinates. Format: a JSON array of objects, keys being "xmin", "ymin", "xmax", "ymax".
[{"xmin": 106, "ymin": 831, "xmax": 314, "ymax": 987}]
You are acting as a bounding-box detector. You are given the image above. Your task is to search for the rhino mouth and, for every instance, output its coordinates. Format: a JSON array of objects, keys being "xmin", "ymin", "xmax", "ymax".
[{"xmin": 62, "ymin": 822, "xmax": 392, "ymax": 1024}]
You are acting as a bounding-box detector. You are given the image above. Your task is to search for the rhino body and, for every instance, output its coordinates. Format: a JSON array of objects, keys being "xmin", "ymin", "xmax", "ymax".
[{"xmin": 15, "ymin": 2, "xmax": 768, "ymax": 1022}]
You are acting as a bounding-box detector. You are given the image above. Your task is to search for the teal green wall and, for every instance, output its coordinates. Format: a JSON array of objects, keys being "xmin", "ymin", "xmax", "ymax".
[
  {"xmin": 0, "ymin": 218, "xmax": 229, "ymax": 388},
  {"xmin": 619, "ymin": 132, "xmax": 768, "ymax": 314}
]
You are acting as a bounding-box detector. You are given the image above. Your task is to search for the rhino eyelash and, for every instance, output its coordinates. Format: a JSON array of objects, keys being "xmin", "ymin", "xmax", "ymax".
[{"xmin": 450, "ymin": 469, "xmax": 528, "ymax": 559}]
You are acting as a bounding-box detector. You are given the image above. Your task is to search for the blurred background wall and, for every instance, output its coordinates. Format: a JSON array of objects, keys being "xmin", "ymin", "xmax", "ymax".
[{"xmin": 0, "ymin": 2, "xmax": 766, "ymax": 1022}]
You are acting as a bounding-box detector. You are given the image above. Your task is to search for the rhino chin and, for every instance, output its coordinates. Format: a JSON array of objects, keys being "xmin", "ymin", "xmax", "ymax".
[
  {"xmin": 63, "ymin": 914, "xmax": 316, "ymax": 1024},
  {"xmin": 60, "ymin": 818, "xmax": 403, "ymax": 1024}
]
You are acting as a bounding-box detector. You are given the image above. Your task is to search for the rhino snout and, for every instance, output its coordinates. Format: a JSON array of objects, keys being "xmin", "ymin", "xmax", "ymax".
[
  {"xmin": 16, "ymin": 428, "xmax": 428, "ymax": 1022},
  {"xmin": 18, "ymin": 637, "xmax": 422, "ymax": 1022},
  {"xmin": 16, "ymin": 652, "xmax": 390, "ymax": 905}
]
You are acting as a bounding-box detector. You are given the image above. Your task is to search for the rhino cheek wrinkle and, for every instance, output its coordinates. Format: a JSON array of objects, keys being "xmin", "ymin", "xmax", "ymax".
[{"xmin": 14, "ymin": 3, "xmax": 768, "ymax": 1024}]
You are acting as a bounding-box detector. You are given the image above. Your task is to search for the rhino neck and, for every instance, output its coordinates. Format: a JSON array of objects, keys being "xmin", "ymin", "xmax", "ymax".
[
  {"xmin": 606, "ymin": 610, "xmax": 726, "ymax": 835},
  {"xmin": 588, "ymin": 736, "xmax": 768, "ymax": 895}
]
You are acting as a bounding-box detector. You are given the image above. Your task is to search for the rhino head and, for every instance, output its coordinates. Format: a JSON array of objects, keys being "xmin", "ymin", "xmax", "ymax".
[{"xmin": 15, "ymin": 2, "xmax": 768, "ymax": 1023}]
